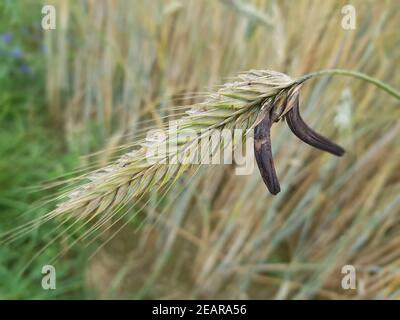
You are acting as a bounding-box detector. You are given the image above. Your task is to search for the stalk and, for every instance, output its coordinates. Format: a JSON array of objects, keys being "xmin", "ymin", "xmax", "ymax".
[{"xmin": 300, "ymin": 69, "xmax": 400, "ymax": 101}]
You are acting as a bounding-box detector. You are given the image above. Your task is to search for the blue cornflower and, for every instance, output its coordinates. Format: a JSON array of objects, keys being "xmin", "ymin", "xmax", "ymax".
[
  {"xmin": 11, "ymin": 47, "xmax": 23, "ymax": 59},
  {"xmin": 19, "ymin": 63, "xmax": 32, "ymax": 75},
  {"xmin": 0, "ymin": 32, "xmax": 12, "ymax": 44}
]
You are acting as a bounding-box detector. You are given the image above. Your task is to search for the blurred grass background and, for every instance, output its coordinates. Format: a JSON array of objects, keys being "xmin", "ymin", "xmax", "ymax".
[{"xmin": 0, "ymin": 0, "xmax": 399, "ymax": 299}]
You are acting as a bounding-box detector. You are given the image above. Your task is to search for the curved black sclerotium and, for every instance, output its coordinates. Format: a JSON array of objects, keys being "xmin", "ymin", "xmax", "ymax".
[
  {"xmin": 254, "ymin": 110, "xmax": 281, "ymax": 195},
  {"xmin": 286, "ymin": 95, "xmax": 345, "ymax": 157}
]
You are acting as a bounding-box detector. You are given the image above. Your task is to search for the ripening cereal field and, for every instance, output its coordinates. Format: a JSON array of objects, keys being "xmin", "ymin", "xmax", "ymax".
[{"xmin": 0, "ymin": 0, "xmax": 399, "ymax": 300}]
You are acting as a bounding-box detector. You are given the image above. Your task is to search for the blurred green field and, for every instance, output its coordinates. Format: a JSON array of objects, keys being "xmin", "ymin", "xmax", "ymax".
[{"xmin": 0, "ymin": 0, "xmax": 399, "ymax": 299}]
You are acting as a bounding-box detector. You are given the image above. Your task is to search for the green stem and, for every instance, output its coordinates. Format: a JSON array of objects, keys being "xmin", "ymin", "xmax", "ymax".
[{"xmin": 300, "ymin": 69, "xmax": 400, "ymax": 100}]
